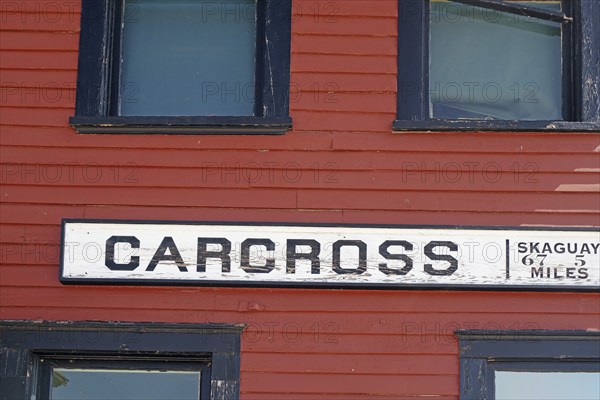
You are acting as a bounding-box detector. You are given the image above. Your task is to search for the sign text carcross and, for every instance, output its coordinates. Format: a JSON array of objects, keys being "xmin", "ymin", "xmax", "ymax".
[{"xmin": 60, "ymin": 220, "xmax": 600, "ymax": 290}]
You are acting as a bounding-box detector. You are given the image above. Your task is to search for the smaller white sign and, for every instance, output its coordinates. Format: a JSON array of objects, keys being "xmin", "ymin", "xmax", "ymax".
[{"xmin": 60, "ymin": 220, "xmax": 600, "ymax": 290}]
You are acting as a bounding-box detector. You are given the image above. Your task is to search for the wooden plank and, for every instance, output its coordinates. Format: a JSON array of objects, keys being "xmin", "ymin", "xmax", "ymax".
[
  {"xmin": 0, "ymin": 10, "xmax": 80, "ymax": 31},
  {"xmin": 339, "ymin": 209, "xmax": 600, "ymax": 227},
  {"xmin": 2, "ymin": 163, "xmax": 597, "ymax": 192},
  {"xmin": 332, "ymin": 131, "xmax": 600, "ymax": 153},
  {"xmin": 292, "ymin": 72, "xmax": 396, "ymax": 92},
  {"xmin": 292, "ymin": 92, "xmax": 396, "ymax": 113},
  {"xmin": 1, "ymin": 126, "xmax": 598, "ymax": 154},
  {"xmin": 0, "ymin": 106, "xmax": 73, "ymax": 126},
  {"xmin": 0, "ymin": 204, "xmax": 87, "ymax": 224},
  {"xmin": 0, "ymin": 0, "xmax": 82, "ymax": 9},
  {"xmin": 0, "ymin": 204, "xmax": 344, "ymax": 225},
  {"xmin": 0, "ymin": 69, "xmax": 77, "ymax": 84},
  {"xmin": 1, "ymin": 296, "xmax": 600, "ymax": 332},
  {"xmin": 2, "ymin": 289, "xmax": 599, "ymax": 330},
  {"xmin": 0, "ymin": 88, "xmax": 75, "ymax": 108},
  {"xmin": 241, "ymin": 395, "xmax": 457, "ymax": 400},
  {"xmin": 2, "ymin": 185, "xmax": 298, "ymax": 208},
  {"xmin": 293, "ymin": 34, "xmax": 396, "ymax": 56},
  {"xmin": 10, "ymin": 145, "xmax": 587, "ymax": 168},
  {"xmin": 292, "ymin": 54, "xmax": 396, "ymax": 74},
  {"xmin": 0, "ymin": 126, "xmax": 335, "ymax": 150},
  {"xmin": 1, "ymin": 203, "xmax": 597, "ymax": 230},
  {"xmin": 3, "ymin": 184, "xmax": 599, "ymax": 212},
  {"xmin": 214, "ymin": 289, "xmax": 600, "ymax": 314},
  {"xmin": 293, "ymin": 15, "xmax": 396, "ymax": 36},
  {"xmin": 0, "ymin": 309, "xmax": 457, "ymax": 356},
  {"xmin": 240, "ymin": 353, "xmax": 457, "ymax": 375},
  {"xmin": 293, "ymin": 0, "xmax": 397, "ymax": 18},
  {"xmin": 297, "ymin": 190, "xmax": 600, "ymax": 212},
  {"xmin": 4, "ymin": 146, "xmax": 599, "ymax": 171},
  {"xmin": 0, "ymin": 31, "xmax": 79, "ymax": 50},
  {"xmin": 0, "ymin": 223, "xmax": 58, "ymax": 243},
  {"xmin": 250, "ymin": 170, "xmax": 599, "ymax": 192},
  {"xmin": 238, "ymin": 372, "xmax": 457, "ymax": 396},
  {"xmin": 0, "ymin": 266, "xmax": 59, "ymax": 285},
  {"xmin": 0, "ymin": 50, "xmax": 78, "ymax": 69},
  {"xmin": 1, "ymin": 273, "xmax": 598, "ymax": 313},
  {"xmin": 284, "ymin": 110, "xmax": 388, "ymax": 132}
]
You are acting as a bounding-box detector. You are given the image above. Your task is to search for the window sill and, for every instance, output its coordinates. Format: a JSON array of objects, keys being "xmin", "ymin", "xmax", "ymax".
[
  {"xmin": 69, "ymin": 116, "xmax": 293, "ymax": 135},
  {"xmin": 393, "ymin": 119, "xmax": 600, "ymax": 132}
]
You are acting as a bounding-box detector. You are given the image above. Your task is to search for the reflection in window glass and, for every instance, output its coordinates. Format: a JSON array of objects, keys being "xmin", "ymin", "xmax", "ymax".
[
  {"xmin": 50, "ymin": 368, "xmax": 201, "ymax": 400},
  {"xmin": 120, "ymin": 0, "xmax": 257, "ymax": 116},
  {"xmin": 429, "ymin": 1, "xmax": 563, "ymax": 120},
  {"xmin": 495, "ymin": 371, "xmax": 600, "ymax": 400}
]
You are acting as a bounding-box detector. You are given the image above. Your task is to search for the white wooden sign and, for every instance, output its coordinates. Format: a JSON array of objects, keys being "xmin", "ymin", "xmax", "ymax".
[{"xmin": 60, "ymin": 220, "xmax": 600, "ymax": 290}]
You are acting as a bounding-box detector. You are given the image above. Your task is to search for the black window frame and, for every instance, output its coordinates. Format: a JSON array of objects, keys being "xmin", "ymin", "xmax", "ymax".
[
  {"xmin": 0, "ymin": 320, "xmax": 244, "ymax": 400},
  {"xmin": 457, "ymin": 330, "xmax": 600, "ymax": 399},
  {"xmin": 69, "ymin": 0, "xmax": 292, "ymax": 135},
  {"xmin": 395, "ymin": 0, "xmax": 600, "ymax": 132}
]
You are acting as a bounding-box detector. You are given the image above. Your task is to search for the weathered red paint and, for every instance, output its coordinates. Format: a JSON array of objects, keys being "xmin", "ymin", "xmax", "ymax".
[{"xmin": 1, "ymin": 0, "xmax": 599, "ymax": 398}]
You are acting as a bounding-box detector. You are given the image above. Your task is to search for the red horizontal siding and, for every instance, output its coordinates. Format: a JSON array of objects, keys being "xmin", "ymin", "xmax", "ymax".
[
  {"xmin": 3, "ymin": 185, "xmax": 599, "ymax": 214},
  {"xmin": 3, "ymin": 147, "xmax": 599, "ymax": 172},
  {"xmin": 5, "ymin": 306, "xmax": 595, "ymax": 341},
  {"xmin": 1, "ymin": 68, "xmax": 77, "ymax": 82},
  {"xmin": 0, "ymin": 50, "xmax": 78, "ymax": 69},
  {"xmin": 1, "ymin": 125, "xmax": 599, "ymax": 153},
  {"xmin": 3, "ymin": 205, "xmax": 599, "ymax": 229},
  {"xmin": 1, "ymin": 1, "xmax": 599, "ymax": 399},
  {"xmin": 294, "ymin": 15, "xmax": 396, "ymax": 36},
  {"xmin": 0, "ymin": 30, "xmax": 79, "ymax": 50},
  {"xmin": 1, "ymin": 288, "xmax": 598, "ymax": 398},
  {"xmin": 2, "ymin": 164, "xmax": 598, "ymax": 192},
  {"xmin": 8, "ymin": 291, "xmax": 597, "ymax": 329},
  {"xmin": 293, "ymin": 34, "xmax": 396, "ymax": 55},
  {"xmin": 241, "ymin": 353, "xmax": 458, "ymax": 375},
  {"xmin": 0, "ymin": 8, "xmax": 80, "ymax": 32},
  {"xmin": 292, "ymin": 54, "xmax": 397, "ymax": 73}
]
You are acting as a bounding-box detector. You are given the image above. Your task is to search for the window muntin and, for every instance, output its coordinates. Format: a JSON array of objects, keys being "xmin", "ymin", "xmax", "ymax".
[
  {"xmin": 119, "ymin": 0, "xmax": 257, "ymax": 117},
  {"xmin": 429, "ymin": 1, "xmax": 564, "ymax": 121}
]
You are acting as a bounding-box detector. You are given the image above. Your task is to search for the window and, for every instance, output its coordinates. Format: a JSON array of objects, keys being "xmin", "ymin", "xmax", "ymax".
[
  {"xmin": 458, "ymin": 330, "xmax": 600, "ymax": 400},
  {"xmin": 39, "ymin": 359, "xmax": 209, "ymax": 400},
  {"xmin": 69, "ymin": 0, "xmax": 292, "ymax": 134},
  {"xmin": 0, "ymin": 321, "xmax": 243, "ymax": 400},
  {"xmin": 395, "ymin": 0, "xmax": 600, "ymax": 131}
]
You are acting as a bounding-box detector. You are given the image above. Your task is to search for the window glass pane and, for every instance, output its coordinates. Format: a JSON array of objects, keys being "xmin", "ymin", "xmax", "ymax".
[
  {"xmin": 495, "ymin": 371, "xmax": 600, "ymax": 400},
  {"xmin": 429, "ymin": 0, "xmax": 563, "ymax": 120},
  {"xmin": 50, "ymin": 368, "xmax": 201, "ymax": 400},
  {"xmin": 120, "ymin": 0, "xmax": 256, "ymax": 116}
]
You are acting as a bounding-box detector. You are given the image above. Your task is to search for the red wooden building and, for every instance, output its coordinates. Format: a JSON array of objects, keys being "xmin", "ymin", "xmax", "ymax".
[{"xmin": 1, "ymin": 0, "xmax": 599, "ymax": 399}]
